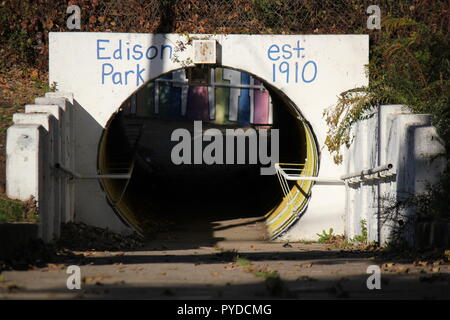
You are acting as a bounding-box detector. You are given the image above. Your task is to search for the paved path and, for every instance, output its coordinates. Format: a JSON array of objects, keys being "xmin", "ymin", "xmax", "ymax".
[{"xmin": 1, "ymin": 217, "xmax": 449, "ymax": 299}]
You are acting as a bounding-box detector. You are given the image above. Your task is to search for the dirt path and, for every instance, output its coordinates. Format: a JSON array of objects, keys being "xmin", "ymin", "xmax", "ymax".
[{"xmin": 0, "ymin": 217, "xmax": 449, "ymax": 299}]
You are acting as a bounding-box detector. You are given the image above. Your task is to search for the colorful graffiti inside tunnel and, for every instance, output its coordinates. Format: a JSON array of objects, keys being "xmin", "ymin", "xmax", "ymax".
[{"xmin": 98, "ymin": 67, "xmax": 318, "ymax": 238}]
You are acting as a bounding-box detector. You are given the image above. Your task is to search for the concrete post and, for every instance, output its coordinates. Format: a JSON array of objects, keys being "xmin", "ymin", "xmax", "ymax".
[
  {"xmin": 35, "ymin": 96, "xmax": 75, "ymax": 223},
  {"xmin": 12, "ymin": 113, "xmax": 58, "ymax": 240},
  {"xmin": 25, "ymin": 105, "xmax": 63, "ymax": 236},
  {"xmin": 6, "ymin": 124, "xmax": 51, "ymax": 242}
]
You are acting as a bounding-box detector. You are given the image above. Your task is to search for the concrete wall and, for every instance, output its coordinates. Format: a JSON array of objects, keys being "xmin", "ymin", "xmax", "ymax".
[
  {"xmin": 45, "ymin": 32, "xmax": 369, "ymax": 240},
  {"xmin": 5, "ymin": 33, "xmax": 446, "ymax": 244},
  {"xmin": 344, "ymin": 105, "xmax": 446, "ymax": 245},
  {"xmin": 6, "ymin": 93, "xmax": 74, "ymax": 242}
]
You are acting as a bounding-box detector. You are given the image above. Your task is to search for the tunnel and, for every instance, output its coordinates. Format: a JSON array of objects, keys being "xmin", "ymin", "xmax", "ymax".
[{"xmin": 97, "ymin": 66, "xmax": 319, "ymax": 239}]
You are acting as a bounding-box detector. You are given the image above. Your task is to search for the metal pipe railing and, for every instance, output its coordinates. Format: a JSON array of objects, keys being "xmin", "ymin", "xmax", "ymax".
[
  {"xmin": 340, "ymin": 163, "xmax": 394, "ymax": 181},
  {"xmin": 275, "ymin": 163, "xmax": 395, "ymax": 186},
  {"xmin": 55, "ymin": 163, "xmax": 131, "ymax": 180},
  {"xmin": 274, "ymin": 163, "xmax": 344, "ymax": 184}
]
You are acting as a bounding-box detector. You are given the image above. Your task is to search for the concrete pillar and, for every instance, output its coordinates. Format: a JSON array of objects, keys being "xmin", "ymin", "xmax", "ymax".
[
  {"xmin": 410, "ymin": 125, "xmax": 446, "ymax": 193},
  {"xmin": 45, "ymin": 91, "xmax": 74, "ymax": 104},
  {"xmin": 6, "ymin": 124, "xmax": 52, "ymax": 242},
  {"xmin": 35, "ymin": 96, "xmax": 75, "ymax": 223},
  {"xmin": 376, "ymin": 105, "xmax": 412, "ymax": 245},
  {"xmin": 382, "ymin": 113, "xmax": 432, "ymax": 245},
  {"xmin": 25, "ymin": 105, "xmax": 63, "ymax": 236},
  {"xmin": 344, "ymin": 105, "xmax": 445, "ymax": 246},
  {"xmin": 12, "ymin": 113, "xmax": 59, "ymax": 239}
]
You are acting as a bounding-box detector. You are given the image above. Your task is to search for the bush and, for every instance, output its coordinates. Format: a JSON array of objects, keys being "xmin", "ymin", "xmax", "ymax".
[{"xmin": 324, "ymin": 17, "xmax": 450, "ymax": 164}]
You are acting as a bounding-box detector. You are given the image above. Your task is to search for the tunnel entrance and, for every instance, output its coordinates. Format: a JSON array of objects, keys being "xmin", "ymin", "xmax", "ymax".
[{"xmin": 98, "ymin": 67, "xmax": 316, "ymax": 239}]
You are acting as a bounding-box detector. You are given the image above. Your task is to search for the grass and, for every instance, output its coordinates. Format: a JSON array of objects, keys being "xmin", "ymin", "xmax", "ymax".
[
  {"xmin": 0, "ymin": 195, "xmax": 38, "ymax": 223},
  {"xmin": 231, "ymin": 255, "xmax": 286, "ymax": 296},
  {"xmin": 254, "ymin": 270, "xmax": 279, "ymax": 280},
  {"xmin": 255, "ymin": 270, "xmax": 285, "ymax": 296},
  {"xmin": 351, "ymin": 220, "xmax": 368, "ymax": 244},
  {"xmin": 235, "ymin": 257, "xmax": 252, "ymax": 267},
  {"xmin": 316, "ymin": 228, "xmax": 335, "ymax": 243}
]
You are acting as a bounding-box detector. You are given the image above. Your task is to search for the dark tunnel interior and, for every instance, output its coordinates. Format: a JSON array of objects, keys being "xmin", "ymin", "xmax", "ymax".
[{"xmin": 98, "ymin": 67, "xmax": 307, "ymax": 234}]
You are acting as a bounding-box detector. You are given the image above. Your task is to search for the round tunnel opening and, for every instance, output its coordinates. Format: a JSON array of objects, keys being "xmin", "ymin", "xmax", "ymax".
[{"xmin": 98, "ymin": 67, "xmax": 316, "ymax": 237}]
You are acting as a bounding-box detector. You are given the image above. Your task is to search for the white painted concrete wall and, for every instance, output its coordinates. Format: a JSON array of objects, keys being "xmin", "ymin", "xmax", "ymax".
[
  {"xmin": 6, "ymin": 94, "xmax": 75, "ymax": 242},
  {"xmin": 344, "ymin": 105, "xmax": 446, "ymax": 245},
  {"xmin": 5, "ymin": 33, "xmax": 446, "ymax": 245},
  {"xmin": 46, "ymin": 32, "xmax": 369, "ymax": 240},
  {"xmin": 6, "ymin": 124, "xmax": 53, "ymax": 241}
]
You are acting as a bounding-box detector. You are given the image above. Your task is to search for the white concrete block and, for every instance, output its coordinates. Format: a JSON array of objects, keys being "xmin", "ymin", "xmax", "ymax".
[
  {"xmin": 25, "ymin": 104, "xmax": 62, "ymax": 120},
  {"xmin": 193, "ymin": 40, "xmax": 217, "ymax": 64},
  {"xmin": 6, "ymin": 124, "xmax": 44, "ymax": 200},
  {"xmin": 12, "ymin": 113, "xmax": 60, "ymax": 239},
  {"xmin": 411, "ymin": 125, "xmax": 446, "ymax": 193},
  {"xmin": 25, "ymin": 105, "xmax": 65, "ymax": 235},
  {"xmin": 45, "ymin": 91, "xmax": 74, "ymax": 104},
  {"xmin": 6, "ymin": 124, "xmax": 53, "ymax": 242},
  {"xmin": 378, "ymin": 104, "xmax": 411, "ymax": 165},
  {"xmin": 25, "ymin": 104, "xmax": 67, "ymax": 229},
  {"xmin": 35, "ymin": 96, "xmax": 75, "ymax": 223},
  {"xmin": 13, "ymin": 113, "xmax": 51, "ymax": 131},
  {"xmin": 379, "ymin": 112, "xmax": 433, "ymax": 245}
]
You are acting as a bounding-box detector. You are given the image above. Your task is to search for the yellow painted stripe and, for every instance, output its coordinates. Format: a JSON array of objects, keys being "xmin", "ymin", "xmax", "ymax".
[{"xmin": 266, "ymin": 121, "xmax": 318, "ymax": 239}]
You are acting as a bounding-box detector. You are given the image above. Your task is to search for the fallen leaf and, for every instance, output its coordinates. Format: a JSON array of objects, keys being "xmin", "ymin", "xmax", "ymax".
[
  {"xmin": 382, "ymin": 262, "xmax": 396, "ymax": 271},
  {"xmin": 30, "ymin": 69, "xmax": 38, "ymax": 79},
  {"xmin": 431, "ymin": 266, "xmax": 440, "ymax": 273},
  {"xmin": 224, "ymin": 265, "xmax": 235, "ymax": 270},
  {"xmin": 396, "ymin": 266, "xmax": 409, "ymax": 273},
  {"xmin": 83, "ymin": 275, "xmax": 111, "ymax": 284},
  {"xmin": 386, "ymin": 262, "xmax": 395, "ymax": 267},
  {"xmin": 433, "ymin": 260, "xmax": 444, "ymax": 266}
]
